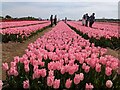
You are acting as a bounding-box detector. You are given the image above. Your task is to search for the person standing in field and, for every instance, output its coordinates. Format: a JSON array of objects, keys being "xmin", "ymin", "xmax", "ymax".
[
  {"xmin": 65, "ymin": 17, "xmax": 67, "ymax": 23},
  {"xmin": 50, "ymin": 15, "xmax": 53, "ymax": 27},
  {"xmin": 89, "ymin": 13, "xmax": 95, "ymax": 28},
  {"xmin": 85, "ymin": 13, "xmax": 89, "ymax": 27},
  {"xmin": 82, "ymin": 14, "xmax": 86, "ymax": 26},
  {"xmin": 54, "ymin": 15, "xmax": 57, "ymax": 26}
]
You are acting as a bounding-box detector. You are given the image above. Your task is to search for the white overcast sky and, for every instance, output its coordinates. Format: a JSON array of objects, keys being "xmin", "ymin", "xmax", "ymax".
[{"xmin": 0, "ymin": 0, "xmax": 119, "ymax": 20}]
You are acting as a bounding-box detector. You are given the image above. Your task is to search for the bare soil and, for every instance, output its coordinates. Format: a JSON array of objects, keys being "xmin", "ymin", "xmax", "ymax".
[{"xmin": 106, "ymin": 48, "xmax": 120, "ymax": 59}]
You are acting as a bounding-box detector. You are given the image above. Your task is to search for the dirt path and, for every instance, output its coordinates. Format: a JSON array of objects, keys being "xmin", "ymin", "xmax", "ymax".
[
  {"xmin": 106, "ymin": 48, "xmax": 120, "ymax": 59},
  {"xmin": 1, "ymin": 27, "xmax": 53, "ymax": 80}
]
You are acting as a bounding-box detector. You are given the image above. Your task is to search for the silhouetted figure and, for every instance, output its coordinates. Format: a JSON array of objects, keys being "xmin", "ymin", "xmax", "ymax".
[
  {"xmin": 54, "ymin": 15, "xmax": 57, "ymax": 26},
  {"xmin": 65, "ymin": 17, "xmax": 67, "ymax": 23},
  {"xmin": 50, "ymin": 15, "xmax": 53, "ymax": 27},
  {"xmin": 82, "ymin": 14, "xmax": 86, "ymax": 26},
  {"xmin": 89, "ymin": 13, "xmax": 95, "ymax": 28},
  {"xmin": 85, "ymin": 13, "xmax": 89, "ymax": 27}
]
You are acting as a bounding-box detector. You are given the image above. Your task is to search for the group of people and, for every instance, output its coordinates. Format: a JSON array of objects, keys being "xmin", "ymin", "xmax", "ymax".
[
  {"xmin": 50, "ymin": 13, "xmax": 95, "ymax": 28},
  {"xmin": 50, "ymin": 15, "xmax": 57, "ymax": 27},
  {"xmin": 82, "ymin": 13, "xmax": 95, "ymax": 27}
]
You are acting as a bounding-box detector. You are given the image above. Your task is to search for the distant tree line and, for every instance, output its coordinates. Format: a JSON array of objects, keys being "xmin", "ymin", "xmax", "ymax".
[
  {"xmin": 95, "ymin": 19, "xmax": 120, "ymax": 22},
  {"xmin": 0, "ymin": 15, "xmax": 44, "ymax": 21}
]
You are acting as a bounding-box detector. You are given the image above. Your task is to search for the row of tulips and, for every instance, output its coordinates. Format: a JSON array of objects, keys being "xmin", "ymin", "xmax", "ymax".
[
  {"xmin": 75, "ymin": 21, "xmax": 118, "ymax": 33},
  {"xmin": 67, "ymin": 21, "xmax": 120, "ymax": 49},
  {"xmin": 1, "ymin": 21, "xmax": 120, "ymax": 89},
  {"xmin": 67, "ymin": 21, "xmax": 119, "ymax": 39},
  {"xmin": 1, "ymin": 22, "xmax": 51, "ymax": 42},
  {"xmin": 0, "ymin": 21, "xmax": 49, "ymax": 29},
  {"xmin": 93, "ymin": 22, "xmax": 118, "ymax": 33},
  {"xmin": 95, "ymin": 22, "xmax": 118, "ymax": 26}
]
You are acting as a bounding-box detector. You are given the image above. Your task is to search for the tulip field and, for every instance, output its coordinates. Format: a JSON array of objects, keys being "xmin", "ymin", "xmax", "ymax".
[
  {"xmin": 67, "ymin": 21, "xmax": 119, "ymax": 49},
  {"xmin": 0, "ymin": 21, "xmax": 51, "ymax": 43},
  {"xmin": 0, "ymin": 21, "xmax": 49, "ymax": 29},
  {"xmin": 1, "ymin": 21, "xmax": 120, "ymax": 89}
]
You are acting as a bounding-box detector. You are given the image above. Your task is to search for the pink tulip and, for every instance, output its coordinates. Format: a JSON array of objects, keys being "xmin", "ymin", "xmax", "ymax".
[
  {"xmin": 48, "ymin": 62, "xmax": 54, "ymax": 70},
  {"xmin": 23, "ymin": 80, "xmax": 29, "ymax": 89},
  {"xmin": 8, "ymin": 67, "xmax": 18, "ymax": 76},
  {"xmin": 40, "ymin": 69, "xmax": 46, "ymax": 77},
  {"xmin": 84, "ymin": 65, "xmax": 90, "ymax": 73},
  {"xmin": 79, "ymin": 73, "xmax": 84, "ymax": 81},
  {"xmin": 48, "ymin": 70, "xmax": 54, "ymax": 76},
  {"xmin": 37, "ymin": 53, "xmax": 43, "ymax": 61},
  {"xmin": 33, "ymin": 65, "xmax": 38, "ymax": 71},
  {"xmin": 47, "ymin": 76, "xmax": 54, "ymax": 86},
  {"xmin": 106, "ymin": 80, "xmax": 113, "ymax": 88},
  {"xmin": 43, "ymin": 54, "xmax": 48, "ymax": 60},
  {"xmin": 23, "ymin": 60, "xmax": 30, "ymax": 66},
  {"xmin": 79, "ymin": 57, "xmax": 84, "ymax": 64},
  {"xmin": 65, "ymin": 78, "xmax": 72, "ymax": 89},
  {"xmin": 85, "ymin": 83, "xmax": 94, "ymax": 90},
  {"xmin": 74, "ymin": 74, "xmax": 81, "ymax": 85},
  {"xmin": 95, "ymin": 63, "xmax": 101, "ymax": 73},
  {"xmin": 69, "ymin": 60, "xmax": 74, "ymax": 66},
  {"xmin": 106, "ymin": 61, "xmax": 111, "ymax": 67},
  {"xmin": 19, "ymin": 57, "xmax": 24, "ymax": 63},
  {"xmin": 32, "ymin": 60, "xmax": 39, "ymax": 66},
  {"xmin": 105, "ymin": 67, "xmax": 112, "ymax": 76},
  {"xmin": 111, "ymin": 62, "xmax": 118, "ymax": 70},
  {"xmin": 2, "ymin": 63, "xmax": 9, "ymax": 71},
  {"xmin": 53, "ymin": 79, "xmax": 60, "ymax": 89},
  {"xmin": 10, "ymin": 61, "xmax": 16, "ymax": 67},
  {"xmin": 100, "ymin": 57, "xmax": 106, "ymax": 65},
  {"xmin": 13, "ymin": 56, "xmax": 20, "ymax": 63},
  {"xmin": 0, "ymin": 80, "xmax": 3, "ymax": 90},
  {"xmin": 68, "ymin": 66, "xmax": 76, "ymax": 75},
  {"xmin": 24, "ymin": 65, "xmax": 30, "ymax": 72},
  {"xmin": 32, "ymin": 69, "xmax": 41, "ymax": 79},
  {"xmin": 60, "ymin": 66, "xmax": 66, "ymax": 74},
  {"xmin": 82, "ymin": 63, "xmax": 86, "ymax": 69},
  {"xmin": 52, "ymin": 62, "xmax": 59, "ymax": 70},
  {"xmin": 39, "ymin": 61, "xmax": 45, "ymax": 67},
  {"xmin": 89, "ymin": 58, "xmax": 96, "ymax": 68}
]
